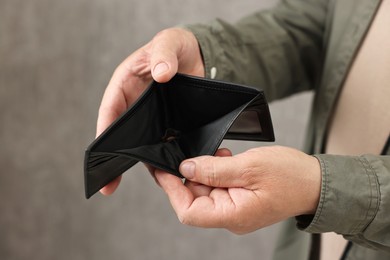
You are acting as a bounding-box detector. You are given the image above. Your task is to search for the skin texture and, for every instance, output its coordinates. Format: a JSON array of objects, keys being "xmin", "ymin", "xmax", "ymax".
[
  {"xmin": 96, "ymin": 28, "xmax": 321, "ymax": 234},
  {"xmin": 156, "ymin": 146, "xmax": 321, "ymax": 234}
]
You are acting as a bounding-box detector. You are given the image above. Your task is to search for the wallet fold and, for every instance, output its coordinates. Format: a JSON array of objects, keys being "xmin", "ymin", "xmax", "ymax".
[{"xmin": 84, "ymin": 74, "xmax": 274, "ymax": 198}]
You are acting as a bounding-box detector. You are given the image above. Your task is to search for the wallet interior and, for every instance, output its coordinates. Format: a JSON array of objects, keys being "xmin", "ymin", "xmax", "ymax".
[{"xmin": 84, "ymin": 74, "xmax": 274, "ymax": 198}]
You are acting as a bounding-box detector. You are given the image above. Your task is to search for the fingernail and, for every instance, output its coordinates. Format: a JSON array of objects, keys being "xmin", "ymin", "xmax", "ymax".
[
  {"xmin": 153, "ymin": 62, "xmax": 169, "ymax": 76},
  {"xmin": 180, "ymin": 161, "xmax": 195, "ymax": 179}
]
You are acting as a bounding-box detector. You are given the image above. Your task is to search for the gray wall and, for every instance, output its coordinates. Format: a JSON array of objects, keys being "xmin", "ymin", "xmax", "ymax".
[{"xmin": 0, "ymin": 0, "xmax": 313, "ymax": 259}]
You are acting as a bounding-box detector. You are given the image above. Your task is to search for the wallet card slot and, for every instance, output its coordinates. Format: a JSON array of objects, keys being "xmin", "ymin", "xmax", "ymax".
[
  {"xmin": 87, "ymin": 153, "xmax": 119, "ymax": 169},
  {"xmin": 228, "ymin": 110, "xmax": 263, "ymax": 134},
  {"xmin": 179, "ymin": 103, "xmax": 249, "ymax": 158},
  {"xmin": 161, "ymin": 80, "xmax": 256, "ymax": 133},
  {"xmin": 85, "ymin": 152, "xmax": 138, "ymax": 198}
]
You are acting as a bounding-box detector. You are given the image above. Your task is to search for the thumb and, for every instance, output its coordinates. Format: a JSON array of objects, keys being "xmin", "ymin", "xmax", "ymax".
[
  {"xmin": 179, "ymin": 155, "xmax": 248, "ymax": 188},
  {"xmin": 152, "ymin": 59, "xmax": 178, "ymax": 83},
  {"xmin": 150, "ymin": 30, "xmax": 180, "ymax": 83}
]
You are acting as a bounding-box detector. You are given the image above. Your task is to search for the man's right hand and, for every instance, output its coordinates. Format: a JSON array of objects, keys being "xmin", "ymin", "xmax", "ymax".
[{"xmin": 96, "ymin": 28, "xmax": 205, "ymax": 195}]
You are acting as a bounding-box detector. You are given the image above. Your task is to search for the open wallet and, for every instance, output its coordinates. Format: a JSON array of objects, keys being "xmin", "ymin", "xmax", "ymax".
[{"xmin": 84, "ymin": 74, "xmax": 275, "ymax": 198}]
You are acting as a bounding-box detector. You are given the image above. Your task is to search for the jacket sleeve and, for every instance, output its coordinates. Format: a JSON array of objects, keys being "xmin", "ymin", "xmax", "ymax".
[
  {"xmin": 297, "ymin": 153, "xmax": 390, "ymax": 252},
  {"xmin": 184, "ymin": 0, "xmax": 328, "ymax": 102}
]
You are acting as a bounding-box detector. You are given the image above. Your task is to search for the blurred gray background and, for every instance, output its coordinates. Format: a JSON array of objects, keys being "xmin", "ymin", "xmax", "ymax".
[{"xmin": 0, "ymin": 0, "xmax": 313, "ymax": 259}]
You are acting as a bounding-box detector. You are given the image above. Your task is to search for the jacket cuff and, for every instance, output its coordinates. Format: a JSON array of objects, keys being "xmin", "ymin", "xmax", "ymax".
[
  {"xmin": 296, "ymin": 154, "xmax": 380, "ymax": 235},
  {"xmin": 181, "ymin": 22, "xmax": 230, "ymax": 80}
]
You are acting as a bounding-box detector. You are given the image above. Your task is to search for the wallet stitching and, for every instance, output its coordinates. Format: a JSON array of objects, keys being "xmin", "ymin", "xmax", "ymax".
[{"xmin": 180, "ymin": 81, "xmax": 258, "ymax": 96}]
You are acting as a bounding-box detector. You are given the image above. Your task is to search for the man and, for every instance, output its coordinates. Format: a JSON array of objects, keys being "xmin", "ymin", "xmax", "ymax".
[{"xmin": 96, "ymin": 0, "xmax": 390, "ymax": 259}]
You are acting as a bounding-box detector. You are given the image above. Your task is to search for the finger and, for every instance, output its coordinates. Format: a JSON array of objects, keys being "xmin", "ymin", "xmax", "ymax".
[
  {"xmin": 184, "ymin": 180, "xmax": 212, "ymax": 198},
  {"xmin": 96, "ymin": 85, "xmax": 128, "ymax": 137},
  {"xmin": 154, "ymin": 170, "xmax": 194, "ymax": 218},
  {"xmin": 183, "ymin": 147, "xmax": 232, "ymax": 198},
  {"xmin": 215, "ymin": 148, "xmax": 233, "ymax": 157},
  {"xmin": 96, "ymin": 75, "xmax": 150, "ymax": 137},
  {"xmin": 180, "ymin": 149, "xmax": 232, "ymax": 197},
  {"xmin": 156, "ymin": 170, "xmax": 233, "ymax": 228},
  {"xmin": 144, "ymin": 163, "xmax": 161, "ymax": 187},
  {"xmin": 177, "ymin": 187, "xmax": 236, "ymax": 228},
  {"xmin": 100, "ymin": 176, "xmax": 122, "ymax": 195},
  {"xmin": 179, "ymin": 154, "xmax": 249, "ymax": 188},
  {"xmin": 96, "ymin": 46, "xmax": 153, "ymax": 137}
]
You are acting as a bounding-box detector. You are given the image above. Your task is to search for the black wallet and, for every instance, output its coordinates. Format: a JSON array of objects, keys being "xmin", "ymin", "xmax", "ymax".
[{"xmin": 84, "ymin": 74, "xmax": 274, "ymax": 198}]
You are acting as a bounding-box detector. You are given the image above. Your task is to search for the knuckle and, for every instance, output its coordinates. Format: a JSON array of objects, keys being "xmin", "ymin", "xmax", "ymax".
[
  {"xmin": 236, "ymin": 151, "xmax": 264, "ymax": 183},
  {"xmin": 152, "ymin": 28, "xmax": 179, "ymax": 45},
  {"xmin": 228, "ymin": 228, "xmax": 247, "ymax": 236},
  {"xmin": 227, "ymin": 218, "xmax": 254, "ymax": 235},
  {"xmin": 153, "ymin": 28, "xmax": 170, "ymax": 40},
  {"xmin": 227, "ymin": 223, "xmax": 250, "ymax": 235},
  {"xmin": 202, "ymin": 157, "xmax": 219, "ymax": 186},
  {"xmin": 177, "ymin": 213, "xmax": 191, "ymax": 226},
  {"xmin": 238, "ymin": 164, "xmax": 257, "ymax": 184},
  {"xmin": 178, "ymin": 214, "xmax": 185, "ymax": 224}
]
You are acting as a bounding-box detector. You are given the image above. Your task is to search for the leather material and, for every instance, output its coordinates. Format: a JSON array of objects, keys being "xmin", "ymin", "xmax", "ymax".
[{"xmin": 84, "ymin": 74, "xmax": 275, "ymax": 198}]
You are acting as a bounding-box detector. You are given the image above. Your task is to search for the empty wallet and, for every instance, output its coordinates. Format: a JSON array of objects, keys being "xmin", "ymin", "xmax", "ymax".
[{"xmin": 84, "ymin": 74, "xmax": 275, "ymax": 198}]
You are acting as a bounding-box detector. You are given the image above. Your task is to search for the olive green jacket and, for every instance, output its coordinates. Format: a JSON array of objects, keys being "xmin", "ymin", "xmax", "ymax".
[{"xmin": 185, "ymin": 0, "xmax": 390, "ymax": 259}]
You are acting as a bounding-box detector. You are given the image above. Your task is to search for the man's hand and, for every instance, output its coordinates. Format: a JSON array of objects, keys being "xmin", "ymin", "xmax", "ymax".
[
  {"xmin": 155, "ymin": 146, "xmax": 321, "ymax": 234},
  {"xmin": 96, "ymin": 28, "xmax": 205, "ymax": 195}
]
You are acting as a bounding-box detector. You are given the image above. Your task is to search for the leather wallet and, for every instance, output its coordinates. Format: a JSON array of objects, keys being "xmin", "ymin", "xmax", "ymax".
[{"xmin": 84, "ymin": 74, "xmax": 275, "ymax": 198}]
